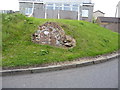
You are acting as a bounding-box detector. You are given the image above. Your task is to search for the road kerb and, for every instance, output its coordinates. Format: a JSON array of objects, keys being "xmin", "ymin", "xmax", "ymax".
[{"xmin": 1, "ymin": 52, "xmax": 120, "ymax": 76}]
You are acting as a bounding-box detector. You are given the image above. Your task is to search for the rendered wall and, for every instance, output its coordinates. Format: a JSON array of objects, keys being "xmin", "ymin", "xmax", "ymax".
[
  {"xmin": 82, "ymin": 5, "xmax": 93, "ymax": 22},
  {"xmin": 19, "ymin": 2, "xmax": 93, "ymax": 22},
  {"xmin": 101, "ymin": 23, "xmax": 120, "ymax": 33},
  {"xmin": 33, "ymin": 3, "xmax": 45, "ymax": 18},
  {"xmin": 59, "ymin": 10, "xmax": 78, "ymax": 20},
  {"xmin": 93, "ymin": 12, "xmax": 104, "ymax": 19},
  {"xmin": 46, "ymin": 10, "xmax": 58, "ymax": 19}
]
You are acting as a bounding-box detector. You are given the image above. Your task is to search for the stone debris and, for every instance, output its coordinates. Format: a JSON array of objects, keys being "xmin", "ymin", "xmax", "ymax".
[{"xmin": 32, "ymin": 22, "xmax": 76, "ymax": 48}]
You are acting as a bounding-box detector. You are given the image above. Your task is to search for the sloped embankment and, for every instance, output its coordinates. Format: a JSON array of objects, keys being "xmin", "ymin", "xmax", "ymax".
[{"xmin": 2, "ymin": 13, "xmax": 120, "ymax": 69}]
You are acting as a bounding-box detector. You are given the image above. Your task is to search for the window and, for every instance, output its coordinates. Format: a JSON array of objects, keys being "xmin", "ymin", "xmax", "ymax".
[
  {"xmin": 64, "ymin": 7, "xmax": 70, "ymax": 11},
  {"xmin": 55, "ymin": 3, "xmax": 62, "ymax": 7},
  {"xmin": 64, "ymin": 4, "xmax": 70, "ymax": 6},
  {"xmin": 63, "ymin": 4, "xmax": 70, "ymax": 11},
  {"xmin": 72, "ymin": 7, "xmax": 78, "ymax": 11},
  {"xmin": 55, "ymin": 7, "xmax": 59, "ymax": 10},
  {"xmin": 47, "ymin": 6, "xmax": 53, "ymax": 10},
  {"xmin": 73, "ymin": 4, "xmax": 78, "ymax": 7},
  {"xmin": 25, "ymin": 8, "xmax": 32, "ymax": 15},
  {"xmin": 46, "ymin": 4, "xmax": 53, "ymax": 10},
  {"xmin": 55, "ymin": 4, "xmax": 62, "ymax": 10},
  {"xmin": 59, "ymin": 7, "xmax": 62, "ymax": 10},
  {"xmin": 47, "ymin": 4, "xmax": 53, "ymax": 6},
  {"xmin": 82, "ymin": 10, "xmax": 89, "ymax": 17},
  {"xmin": 72, "ymin": 4, "xmax": 78, "ymax": 11},
  {"xmin": 55, "ymin": 7, "xmax": 62, "ymax": 10}
]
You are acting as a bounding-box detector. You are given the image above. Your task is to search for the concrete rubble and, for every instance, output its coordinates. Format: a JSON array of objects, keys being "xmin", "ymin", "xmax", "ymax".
[{"xmin": 32, "ymin": 22, "xmax": 76, "ymax": 48}]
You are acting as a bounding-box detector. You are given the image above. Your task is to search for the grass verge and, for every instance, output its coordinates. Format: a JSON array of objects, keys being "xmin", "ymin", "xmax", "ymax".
[{"xmin": 2, "ymin": 13, "xmax": 120, "ymax": 69}]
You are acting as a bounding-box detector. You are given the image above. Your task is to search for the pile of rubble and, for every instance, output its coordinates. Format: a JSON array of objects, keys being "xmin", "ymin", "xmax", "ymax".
[{"xmin": 32, "ymin": 22, "xmax": 76, "ymax": 48}]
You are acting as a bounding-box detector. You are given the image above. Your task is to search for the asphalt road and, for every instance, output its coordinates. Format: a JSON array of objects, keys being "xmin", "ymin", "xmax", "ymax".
[{"xmin": 2, "ymin": 58, "xmax": 118, "ymax": 88}]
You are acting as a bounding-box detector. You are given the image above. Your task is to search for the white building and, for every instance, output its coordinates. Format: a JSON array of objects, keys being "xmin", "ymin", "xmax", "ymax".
[
  {"xmin": 93, "ymin": 10, "xmax": 105, "ymax": 19},
  {"xmin": 19, "ymin": 0, "xmax": 94, "ymax": 21}
]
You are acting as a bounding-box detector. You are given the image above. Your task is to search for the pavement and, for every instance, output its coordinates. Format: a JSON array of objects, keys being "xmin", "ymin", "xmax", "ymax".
[{"xmin": 2, "ymin": 58, "xmax": 118, "ymax": 88}]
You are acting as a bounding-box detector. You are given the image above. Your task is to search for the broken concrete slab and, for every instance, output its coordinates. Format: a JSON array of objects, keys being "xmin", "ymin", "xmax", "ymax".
[{"xmin": 32, "ymin": 22, "xmax": 76, "ymax": 48}]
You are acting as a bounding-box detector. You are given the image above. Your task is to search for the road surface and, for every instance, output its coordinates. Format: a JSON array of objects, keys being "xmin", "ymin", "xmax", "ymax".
[{"xmin": 2, "ymin": 58, "xmax": 118, "ymax": 88}]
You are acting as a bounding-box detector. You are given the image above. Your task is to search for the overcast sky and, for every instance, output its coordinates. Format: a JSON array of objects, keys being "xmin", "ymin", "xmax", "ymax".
[
  {"xmin": 0, "ymin": 0, "xmax": 19, "ymax": 11},
  {"xmin": 92, "ymin": 0, "xmax": 119, "ymax": 17},
  {"xmin": 0, "ymin": 0, "xmax": 119, "ymax": 17}
]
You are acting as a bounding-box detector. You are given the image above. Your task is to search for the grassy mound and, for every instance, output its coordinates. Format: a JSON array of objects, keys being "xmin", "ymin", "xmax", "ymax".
[{"xmin": 2, "ymin": 13, "xmax": 120, "ymax": 68}]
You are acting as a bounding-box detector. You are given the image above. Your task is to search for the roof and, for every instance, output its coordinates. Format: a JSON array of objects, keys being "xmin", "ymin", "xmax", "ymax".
[
  {"xmin": 94, "ymin": 10, "xmax": 105, "ymax": 14},
  {"xmin": 97, "ymin": 17, "xmax": 120, "ymax": 23}
]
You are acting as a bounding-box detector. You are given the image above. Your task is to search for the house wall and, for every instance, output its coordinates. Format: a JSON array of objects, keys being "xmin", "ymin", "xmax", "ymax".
[
  {"xmin": 82, "ymin": 5, "xmax": 93, "ymax": 22},
  {"xmin": 33, "ymin": 3, "xmax": 45, "ymax": 18},
  {"xmin": 46, "ymin": 10, "xmax": 58, "ymax": 19},
  {"xmin": 100, "ymin": 23, "xmax": 119, "ymax": 33},
  {"xmin": 19, "ymin": 2, "xmax": 94, "ymax": 21},
  {"xmin": 45, "ymin": 5, "xmax": 93, "ymax": 21},
  {"xmin": 93, "ymin": 12, "xmax": 104, "ymax": 19},
  {"xmin": 33, "ymin": 9, "xmax": 78, "ymax": 20},
  {"xmin": 59, "ymin": 10, "xmax": 78, "ymax": 20}
]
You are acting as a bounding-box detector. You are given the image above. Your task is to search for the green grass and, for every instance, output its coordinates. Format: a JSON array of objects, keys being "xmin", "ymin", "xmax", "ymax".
[{"xmin": 2, "ymin": 13, "xmax": 120, "ymax": 68}]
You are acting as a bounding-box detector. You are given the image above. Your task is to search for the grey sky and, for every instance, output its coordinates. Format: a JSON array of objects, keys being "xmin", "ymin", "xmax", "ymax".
[{"xmin": 92, "ymin": 0, "xmax": 119, "ymax": 17}]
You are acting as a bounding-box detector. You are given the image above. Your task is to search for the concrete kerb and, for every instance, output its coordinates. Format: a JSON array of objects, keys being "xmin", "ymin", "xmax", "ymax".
[{"xmin": 1, "ymin": 52, "xmax": 120, "ymax": 76}]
